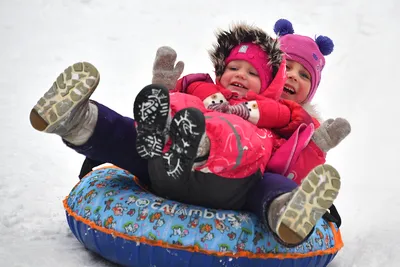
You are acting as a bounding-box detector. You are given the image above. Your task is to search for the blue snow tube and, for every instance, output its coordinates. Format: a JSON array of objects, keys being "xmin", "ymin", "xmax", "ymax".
[{"xmin": 64, "ymin": 166, "xmax": 343, "ymax": 267}]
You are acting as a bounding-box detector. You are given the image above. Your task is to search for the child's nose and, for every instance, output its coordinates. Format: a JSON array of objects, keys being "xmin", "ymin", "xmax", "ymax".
[
  {"xmin": 235, "ymin": 70, "xmax": 246, "ymax": 79},
  {"xmin": 287, "ymin": 71, "xmax": 298, "ymax": 81}
]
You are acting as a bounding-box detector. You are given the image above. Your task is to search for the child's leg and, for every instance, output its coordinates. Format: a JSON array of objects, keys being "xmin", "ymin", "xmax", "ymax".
[
  {"xmin": 193, "ymin": 112, "xmax": 271, "ymax": 178},
  {"xmin": 145, "ymin": 107, "xmax": 207, "ymax": 201},
  {"xmin": 29, "ymin": 62, "xmax": 150, "ymax": 183},
  {"xmin": 269, "ymin": 164, "xmax": 340, "ymax": 244},
  {"xmin": 268, "ymin": 164, "xmax": 340, "ymax": 242},
  {"xmin": 163, "ymin": 108, "xmax": 206, "ymax": 180},
  {"xmin": 245, "ymin": 164, "xmax": 341, "ymax": 246},
  {"xmin": 30, "ymin": 62, "xmax": 99, "ymax": 144},
  {"xmin": 66, "ymin": 102, "xmax": 150, "ymax": 183},
  {"xmin": 133, "ymin": 84, "xmax": 171, "ymax": 159},
  {"xmin": 244, "ymin": 172, "xmax": 297, "ymax": 222}
]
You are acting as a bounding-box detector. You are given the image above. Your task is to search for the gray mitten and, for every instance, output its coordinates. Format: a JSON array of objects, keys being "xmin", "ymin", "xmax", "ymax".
[
  {"xmin": 152, "ymin": 46, "xmax": 185, "ymax": 90},
  {"xmin": 312, "ymin": 118, "xmax": 351, "ymax": 152}
]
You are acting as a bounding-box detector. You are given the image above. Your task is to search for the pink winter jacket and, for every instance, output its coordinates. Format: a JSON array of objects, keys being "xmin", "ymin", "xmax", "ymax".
[
  {"xmin": 166, "ymin": 92, "xmax": 275, "ymax": 178},
  {"xmin": 170, "ymin": 58, "xmax": 326, "ymax": 184},
  {"xmin": 267, "ymin": 117, "xmax": 326, "ymax": 184}
]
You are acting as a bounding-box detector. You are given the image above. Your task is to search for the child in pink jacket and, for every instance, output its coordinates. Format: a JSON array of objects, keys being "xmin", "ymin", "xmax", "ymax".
[{"xmin": 267, "ymin": 19, "xmax": 351, "ymax": 183}]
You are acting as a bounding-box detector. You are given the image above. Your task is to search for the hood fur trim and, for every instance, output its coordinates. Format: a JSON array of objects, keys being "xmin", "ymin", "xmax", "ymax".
[
  {"xmin": 209, "ymin": 23, "xmax": 283, "ymax": 78},
  {"xmin": 303, "ymin": 102, "xmax": 323, "ymax": 123}
]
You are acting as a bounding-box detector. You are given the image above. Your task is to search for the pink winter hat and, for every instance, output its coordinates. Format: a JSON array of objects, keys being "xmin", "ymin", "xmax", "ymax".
[
  {"xmin": 225, "ymin": 43, "xmax": 273, "ymax": 93},
  {"xmin": 274, "ymin": 19, "xmax": 334, "ymax": 103}
]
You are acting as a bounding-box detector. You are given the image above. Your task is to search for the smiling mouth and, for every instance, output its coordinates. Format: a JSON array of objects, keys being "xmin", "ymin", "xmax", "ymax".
[
  {"xmin": 283, "ymin": 86, "xmax": 295, "ymax": 95},
  {"xmin": 231, "ymin": 82, "xmax": 247, "ymax": 89}
]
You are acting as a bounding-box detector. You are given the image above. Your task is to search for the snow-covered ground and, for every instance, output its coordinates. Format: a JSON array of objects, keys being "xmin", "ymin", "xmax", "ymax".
[{"xmin": 1, "ymin": 0, "xmax": 399, "ymax": 266}]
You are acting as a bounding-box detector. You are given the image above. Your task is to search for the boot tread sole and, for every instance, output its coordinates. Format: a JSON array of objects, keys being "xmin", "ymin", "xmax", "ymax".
[
  {"xmin": 30, "ymin": 62, "xmax": 99, "ymax": 132},
  {"xmin": 134, "ymin": 85, "xmax": 170, "ymax": 159},
  {"xmin": 277, "ymin": 164, "xmax": 341, "ymax": 242},
  {"xmin": 163, "ymin": 108, "xmax": 205, "ymax": 180}
]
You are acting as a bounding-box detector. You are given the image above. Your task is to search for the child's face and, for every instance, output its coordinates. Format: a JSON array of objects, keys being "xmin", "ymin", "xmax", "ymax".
[
  {"xmin": 282, "ymin": 60, "xmax": 311, "ymax": 103},
  {"xmin": 219, "ymin": 60, "xmax": 261, "ymax": 96}
]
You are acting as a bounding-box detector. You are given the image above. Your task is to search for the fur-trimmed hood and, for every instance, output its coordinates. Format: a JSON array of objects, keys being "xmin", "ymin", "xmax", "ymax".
[
  {"xmin": 303, "ymin": 102, "xmax": 323, "ymax": 123},
  {"xmin": 209, "ymin": 23, "xmax": 286, "ymax": 100},
  {"xmin": 209, "ymin": 23, "xmax": 282, "ymax": 77}
]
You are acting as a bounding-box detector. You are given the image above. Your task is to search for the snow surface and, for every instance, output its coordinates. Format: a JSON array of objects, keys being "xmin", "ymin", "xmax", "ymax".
[{"xmin": 1, "ymin": 0, "xmax": 399, "ymax": 266}]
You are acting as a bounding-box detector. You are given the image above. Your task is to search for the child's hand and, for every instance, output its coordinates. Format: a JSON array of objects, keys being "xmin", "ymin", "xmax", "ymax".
[
  {"xmin": 152, "ymin": 46, "xmax": 185, "ymax": 90},
  {"xmin": 274, "ymin": 99, "xmax": 314, "ymax": 138},
  {"xmin": 312, "ymin": 118, "xmax": 351, "ymax": 152}
]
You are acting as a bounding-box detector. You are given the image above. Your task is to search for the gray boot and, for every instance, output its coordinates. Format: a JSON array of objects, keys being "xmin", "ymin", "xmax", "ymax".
[
  {"xmin": 268, "ymin": 164, "xmax": 341, "ymax": 245},
  {"xmin": 29, "ymin": 62, "xmax": 99, "ymax": 145}
]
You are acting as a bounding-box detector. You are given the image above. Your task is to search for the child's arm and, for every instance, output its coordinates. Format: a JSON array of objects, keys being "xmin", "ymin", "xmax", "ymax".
[
  {"xmin": 268, "ymin": 117, "xmax": 351, "ymax": 185},
  {"xmin": 173, "ymin": 75, "xmax": 233, "ymax": 108},
  {"xmin": 312, "ymin": 118, "xmax": 351, "ymax": 152},
  {"xmin": 282, "ymin": 140, "xmax": 327, "ymax": 185},
  {"xmin": 185, "ymin": 80, "xmax": 230, "ymax": 107},
  {"xmin": 228, "ymin": 98, "xmax": 313, "ymax": 135},
  {"xmin": 267, "ymin": 123, "xmax": 324, "ymax": 185},
  {"xmin": 229, "ymin": 98, "xmax": 292, "ymax": 129},
  {"xmin": 172, "ymin": 73, "xmax": 214, "ymax": 93},
  {"xmin": 272, "ymin": 99, "xmax": 314, "ymax": 138},
  {"xmin": 152, "ymin": 46, "xmax": 184, "ymax": 90}
]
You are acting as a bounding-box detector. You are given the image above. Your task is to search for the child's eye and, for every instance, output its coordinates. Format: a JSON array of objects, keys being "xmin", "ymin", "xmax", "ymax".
[
  {"xmin": 300, "ymin": 72, "xmax": 310, "ymax": 80},
  {"xmin": 286, "ymin": 64, "xmax": 291, "ymax": 70},
  {"xmin": 249, "ymin": 71, "xmax": 259, "ymax": 76},
  {"xmin": 229, "ymin": 66, "xmax": 238, "ymax": 71}
]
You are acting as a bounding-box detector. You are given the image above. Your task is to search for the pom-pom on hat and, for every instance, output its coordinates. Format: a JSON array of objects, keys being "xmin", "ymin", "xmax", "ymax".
[{"xmin": 274, "ymin": 19, "xmax": 334, "ymax": 103}]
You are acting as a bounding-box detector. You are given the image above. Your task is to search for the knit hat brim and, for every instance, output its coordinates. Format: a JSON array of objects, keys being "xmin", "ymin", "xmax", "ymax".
[{"xmin": 209, "ymin": 23, "xmax": 283, "ymax": 80}]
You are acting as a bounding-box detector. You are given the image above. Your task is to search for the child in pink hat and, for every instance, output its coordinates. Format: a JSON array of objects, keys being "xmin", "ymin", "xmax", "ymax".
[
  {"xmin": 276, "ymin": 19, "xmax": 330, "ymax": 104},
  {"xmin": 267, "ymin": 19, "xmax": 351, "ymax": 182}
]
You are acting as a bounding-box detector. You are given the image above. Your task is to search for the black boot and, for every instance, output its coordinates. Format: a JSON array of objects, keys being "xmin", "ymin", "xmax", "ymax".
[
  {"xmin": 133, "ymin": 84, "xmax": 170, "ymax": 159},
  {"xmin": 163, "ymin": 108, "xmax": 206, "ymax": 180}
]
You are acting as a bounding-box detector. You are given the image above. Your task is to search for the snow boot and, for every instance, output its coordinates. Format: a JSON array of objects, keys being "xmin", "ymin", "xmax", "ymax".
[
  {"xmin": 29, "ymin": 62, "xmax": 100, "ymax": 145},
  {"xmin": 133, "ymin": 84, "xmax": 171, "ymax": 159},
  {"xmin": 163, "ymin": 108, "xmax": 206, "ymax": 180},
  {"xmin": 268, "ymin": 164, "xmax": 341, "ymax": 245}
]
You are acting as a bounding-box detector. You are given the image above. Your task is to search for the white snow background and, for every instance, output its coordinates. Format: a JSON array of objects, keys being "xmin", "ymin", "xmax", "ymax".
[{"xmin": 1, "ymin": 0, "xmax": 399, "ymax": 266}]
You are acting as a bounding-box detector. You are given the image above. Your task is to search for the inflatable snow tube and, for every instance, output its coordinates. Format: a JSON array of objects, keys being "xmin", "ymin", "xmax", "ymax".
[{"xmin": 64, "ymin": 166, "xmax": 343, "ymax": 267}]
